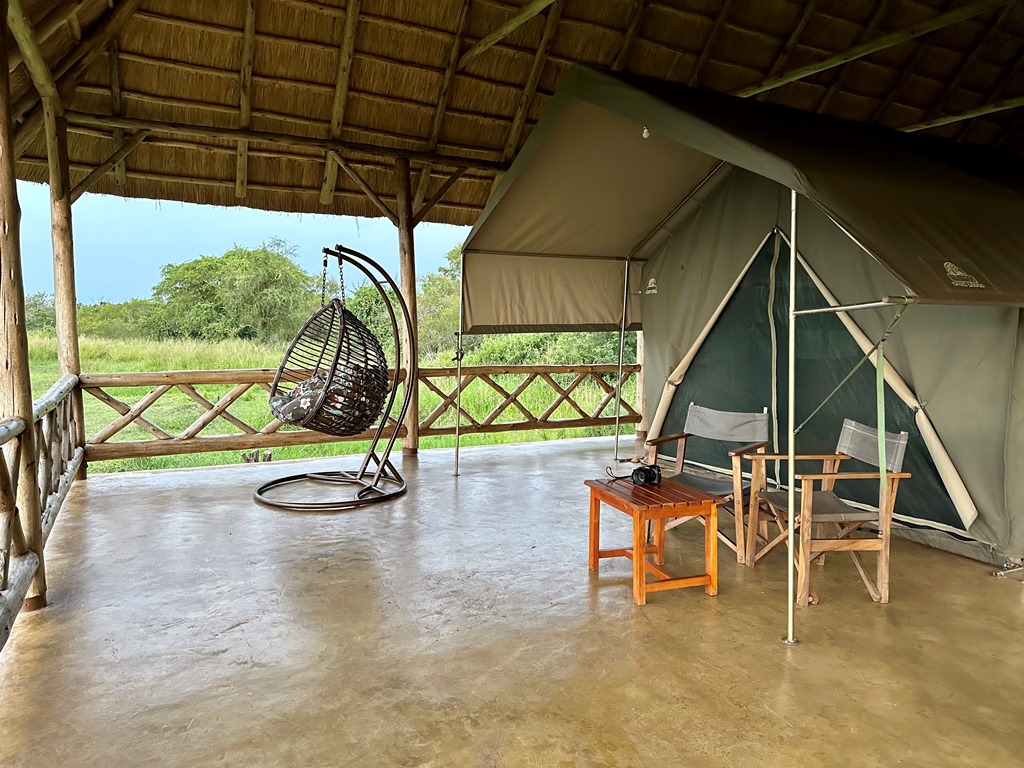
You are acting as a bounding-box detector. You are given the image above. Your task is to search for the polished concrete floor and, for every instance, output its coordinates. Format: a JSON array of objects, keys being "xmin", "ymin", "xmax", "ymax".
[{"xmin": 1, "ymin": 438, "xmax": 1022, "ymax": 767}]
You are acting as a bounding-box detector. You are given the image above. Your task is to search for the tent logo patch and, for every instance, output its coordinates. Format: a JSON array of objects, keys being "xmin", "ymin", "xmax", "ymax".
[
  {"xmin": 944, "ymin": 261, "xmax": 985, "ymax": 289},
  {"xmin": 645, "ymin": 277, "xmax": 658, "ymax": 295}
]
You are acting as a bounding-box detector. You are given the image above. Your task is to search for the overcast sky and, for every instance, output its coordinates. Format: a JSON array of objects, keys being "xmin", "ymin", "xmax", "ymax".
[{"xmin": 17, "ymin": 181, "xmax": 471, "ymax": 304}]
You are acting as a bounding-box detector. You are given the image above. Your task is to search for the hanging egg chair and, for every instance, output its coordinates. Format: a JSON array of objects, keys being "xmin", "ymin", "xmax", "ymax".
[{"xmin": 255, "ymin": 245, "xmax": 416, "ymax": 512}]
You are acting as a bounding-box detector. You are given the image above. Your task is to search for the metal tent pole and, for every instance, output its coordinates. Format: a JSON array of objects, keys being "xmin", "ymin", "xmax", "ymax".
[
  {"xmin": 785, "ymin": 189, "xmax": 799, "ymax": 645},
  {"xmin": 613, "ymin": 257, "xmax": 631, "ymax": 462}
]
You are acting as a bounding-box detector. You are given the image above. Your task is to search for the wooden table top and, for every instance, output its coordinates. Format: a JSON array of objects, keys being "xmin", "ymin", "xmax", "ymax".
[{"xmin": 585, "ymin": 476, "xmax": 718, "ymax": 511}]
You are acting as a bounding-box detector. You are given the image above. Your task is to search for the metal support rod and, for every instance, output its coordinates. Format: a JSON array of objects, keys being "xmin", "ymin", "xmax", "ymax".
[
  {"xmin": 785, "ymin": 188, "xmax": 798, "ymax": 645},
  {"xmin": 793, "ymin": 296, "xmax": 916, "ymax": 315},
  {"xmin": 613, "ymin": 257, "xmax": 630, "ymax": 462}
]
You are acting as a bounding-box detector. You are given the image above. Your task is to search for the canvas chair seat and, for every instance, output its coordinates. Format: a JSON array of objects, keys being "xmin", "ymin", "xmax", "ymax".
[
  {"xmin": 760, "ymin": 490, "xmax": 878, "ymax": 524},
  {"xmin": 677, "ymin": 470, "xmax": 749, "ymax": 500}
]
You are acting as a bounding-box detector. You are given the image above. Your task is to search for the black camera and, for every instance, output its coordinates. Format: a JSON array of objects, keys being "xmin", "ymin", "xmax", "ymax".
[{"xmin": 631, "ymin": 463, "xmax": 662, "ymax": 486}]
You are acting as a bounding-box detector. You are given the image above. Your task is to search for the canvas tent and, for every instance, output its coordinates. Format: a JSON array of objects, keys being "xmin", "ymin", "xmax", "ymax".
[{"xmin": 461, "ymin": 65, "xmax": 1024, "ymax": 566}]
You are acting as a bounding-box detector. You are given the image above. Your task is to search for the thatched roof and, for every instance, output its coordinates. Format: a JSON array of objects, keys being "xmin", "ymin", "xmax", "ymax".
[{"xmin": 9, "ymin": 0, "xmax": 1024, "ymax": 226}]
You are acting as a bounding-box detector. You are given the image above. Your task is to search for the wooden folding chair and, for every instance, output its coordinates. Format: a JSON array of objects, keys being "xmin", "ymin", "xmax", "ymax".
[
  {"xmin": 753, "ymin": 419, "xmax": 910, "ymax": 605},
  {"xmin": 645, "ymin": 403, "xmax": 770, "ymax": 565}
]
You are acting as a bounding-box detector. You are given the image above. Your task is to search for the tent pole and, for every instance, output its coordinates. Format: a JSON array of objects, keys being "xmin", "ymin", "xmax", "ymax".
[
  {"xmin": 454, "ymin": 251, "xmax": 466, "ymax": 477},
  {"xmin": 785, "ymin": 189, "xmax": 798, "ymax": 645},
  {"xmin": 613, "ymin": 257, "xmax": 630, "ymax": 462}
]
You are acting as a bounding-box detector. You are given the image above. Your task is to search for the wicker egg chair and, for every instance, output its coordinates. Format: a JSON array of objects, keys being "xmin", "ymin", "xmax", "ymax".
[{"xmin": 255, "ymin": 245, "xmax": 415, "ymax": 511}]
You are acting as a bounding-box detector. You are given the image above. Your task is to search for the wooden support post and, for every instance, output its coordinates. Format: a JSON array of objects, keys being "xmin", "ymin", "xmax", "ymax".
[
  {"xmin": 635, "ymin": 331, "xmax": 647, "ymax": 447},
  {"xmin": 44, "ymin": 107, "xmax": 86, "ymax": 479},
  {"xmin": 0, "ymin": 6, "xmax": 45, "ymax": 609},
  {"xmin": 394, "ymin": 156, "xmax": 419, "ymax": 454}
]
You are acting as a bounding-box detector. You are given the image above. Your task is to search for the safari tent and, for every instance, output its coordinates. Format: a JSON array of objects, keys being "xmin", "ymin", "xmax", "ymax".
[{"xmin": 462, "ymin": 65, "xmax": 1024, "ymax": 565}]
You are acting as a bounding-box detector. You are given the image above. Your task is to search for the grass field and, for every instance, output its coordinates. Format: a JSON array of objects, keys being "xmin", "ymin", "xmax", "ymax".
[{"xmin": 27, "ymin": 333, "xmax": 637, "ymax": 474}]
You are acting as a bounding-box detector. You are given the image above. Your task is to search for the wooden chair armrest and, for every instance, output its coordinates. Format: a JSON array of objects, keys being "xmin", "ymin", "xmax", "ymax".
[
  {"xmin": 750, "ymin": 452, "xmax": 850, "ymax": 462},
  {"xmin": 645, "ymin": 432, "xmax": 692, "ymax": 448},
  {"xmin": 728, "ymin": 440, "xmax": 769, "ymax": 457},
  {"xmin": 795, "ymin": 472, "xmax": 911, "ymax": 481}
]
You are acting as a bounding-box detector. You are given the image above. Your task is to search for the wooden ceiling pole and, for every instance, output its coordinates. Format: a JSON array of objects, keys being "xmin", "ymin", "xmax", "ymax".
[
  {"xmin": 901, "ymin": 94, "xmax": 1024, "ymax": 132},
  {"xmin": 612, "ymin": 0, "xmax": 649, "ymax": 72},
  {"xmin": 0, "ymin": 0, "xmax": 46, "ymax": 614},
  {"xmin": 760, "ymin": 0, "xmax": 819, "ymax": 84},
  {"xmin": 328, "ymin": 150, "xmax": 397, "ymax": 223},
  {"xmin": 319, "ymin": 0, "xmax": 360, "ymax": 205},
  {"xmin": 815, "ymin": 0, "xmax": 889, "ymax": 113},
  {"xmin": 502, "ymin": 0, "xmax": 562, "ymax": 161},
  {"xmin": 70, "ymin": 129, "xmax": 149, "ymax": 201},
  {"xmin": 13, "ymin": 0, "xmax": 145, "ymax": 158},
  {"xmin": 917, "ymin": 4, "xmax": 1012, "ymax": 125},
  {"xmin": 414, "ymin": 0, "xmax": 471, "ymax": 211},
  {"xmin": 7, "ymin": 0, "xmax": 62, "ymax": 113},
  {"xmin": 236, "ymin": 0, "xmax": 256, "ymax": 199},
  {"xmin": 733, "ymin": 0, "xmax": 1014, "ymax": 98},
  {"xmin": 394, "ymin": 156, "xmax": 418, "ymax": 455},
  {"xmin": 457, "ymin": 0, "xmax": 556, "ymax": 70},
  {"xmin": 108, "ymin": 40, "xmax": 128, "ymax": 184},
  {"xmin": 414, "ymin": 167, "xmax": 466, "ymax": 225},
  {"xmin": 64, "ymin": 111, "xmax": 511, "ymax": 172},
  {"xmin": 993, "ymin": 109, "xmax": 1023, "ymax": 149},
  {"xmin": 7, "ymin": 0, "xmax": 85, "ymax": 74},
  {"xmin": 954, "ymin": 40, "xmax": 1023, "ymax": 141},
  {"xmin": 685, "ymin": 0, "xmax": 732, "ymax": 85}
]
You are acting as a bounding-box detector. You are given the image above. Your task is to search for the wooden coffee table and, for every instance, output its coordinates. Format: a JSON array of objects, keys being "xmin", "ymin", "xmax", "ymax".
[{"xmin": 585, "ymin": 476, "xmax": 718, "ymax": 605}]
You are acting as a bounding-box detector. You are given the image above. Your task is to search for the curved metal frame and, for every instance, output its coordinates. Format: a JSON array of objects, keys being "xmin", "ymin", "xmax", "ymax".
[{"xmin": 254, "ymin": 244, "xmax": 416, "ymax": 512}]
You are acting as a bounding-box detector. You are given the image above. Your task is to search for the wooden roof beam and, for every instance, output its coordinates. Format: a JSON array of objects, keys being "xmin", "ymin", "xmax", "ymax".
[
  {"xmin": 503, "ymin": 0, "xmax": 562, "ymax": 161},
  {"xmin": 612, "ymin": 0, "xmax": 648, "ymax": 72},
  {"xmin": 414, "ymin": 0, "xmax": 471, "ymax": 210},
  {"xmin": 955, "ymin": 28, "xmax": 1023, "ymax": 140},
  {"xmin": 761, "ymin": 0, "xmax": 819, "ymax": 83},
  {"xmin": 733, "ymin": 0, "xmax": 1014, "ymax": 98},
  {"xmin": 328, "ymin": 150, "xmax": 397, "ymax": 223},
  {"xmin": 13, "ymin": 0, "xmax": 145, "ymax": 157},
  {"xmin": 901, "ymin": 94, "xmax": 1024, "ymax": 132},
  {"xmin": 63, "ymin": 111, "xmax": 512, "ymax": 173},
  {"xmin": 108, "ymin": 40, "xmax": 127, "ymax": 184},
  {"xmin": 70, "ymin": 129, "xmax": 149, "ymax": 202},
  {"xmin": 992, "ymin": 109, "xmax": 1022, "ymax": 149},
  {"xmin": 8, "ymin": 0, "xmax": 86, "ymax": 73},
  {"xmin": 458, "ymin": 0, "xmax": 556, "ymax": 70},
  {"xmin": 686, "ymin": 0, "xmax": 732, "ymax": 85},
  {"xmin": 319, "ymin": 0, "xmax": 361, "ymax": 204},
  {"xmin": 414, "ymin": 167, "xmax": 466, "ymax": 225},
  {"xmin": 236, "ymin": 0, "xmax": 256, "ymax": 199},
  {"xmin": 7, "ymin": 0, "xmax": 62, "ymax": 114}
]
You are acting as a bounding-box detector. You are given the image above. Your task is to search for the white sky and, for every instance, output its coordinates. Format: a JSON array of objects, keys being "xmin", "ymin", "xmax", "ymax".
[{"xmin": 17, "ymin": 181, "xmax": 470, "ymax": 304}]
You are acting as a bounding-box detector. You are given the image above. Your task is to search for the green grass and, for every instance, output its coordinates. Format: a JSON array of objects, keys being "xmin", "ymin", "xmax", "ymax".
[{"xmin": 27, "ymin": 333, "xmax": 637, "ymax": 474}]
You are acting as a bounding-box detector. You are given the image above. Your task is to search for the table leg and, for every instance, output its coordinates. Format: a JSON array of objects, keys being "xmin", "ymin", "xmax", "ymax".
[
  {"xmin": 653, "ymin": 517, "xmax": 666, "ymax": 565},
  {"xmin": 633, "ymin": 512, "xmax": 647, "ymax": 606},
  {"xmin": 588, "ymin": 491, "xmax": 600, "ymax": 571},
  {"xmin": 705, "ymin": 503, "xmax": 718, "ymax": 596}
]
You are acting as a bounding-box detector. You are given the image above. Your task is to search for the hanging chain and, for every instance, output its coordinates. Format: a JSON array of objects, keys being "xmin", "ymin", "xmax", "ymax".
[
  {"xmin": 320, "ymin": 252, "xmax": 329, "ymax": 307},
  {"xmin": 338, "ymin": 256, "xmax": 345, "ymax": 308}
]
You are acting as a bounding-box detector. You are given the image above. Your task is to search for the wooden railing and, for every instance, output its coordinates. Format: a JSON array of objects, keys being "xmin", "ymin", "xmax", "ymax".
[
  {"xmin": 1, "ymin": 374, "xmax": 82, "ymax": 649},
  {"xmin": 80, "ymin": 364, "xmax": 642, "ymax": 462}
]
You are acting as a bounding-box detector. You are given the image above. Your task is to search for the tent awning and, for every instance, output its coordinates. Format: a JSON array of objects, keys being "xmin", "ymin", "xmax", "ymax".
[{"xmin": 462, "ymin": 66, "xmax": 1024, "ymax": 333}]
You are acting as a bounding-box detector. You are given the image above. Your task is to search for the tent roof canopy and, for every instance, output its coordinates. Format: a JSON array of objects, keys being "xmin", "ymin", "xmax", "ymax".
[{"xmin": 465, "ymin": 66, "xmax": 1024, "ymax": 307}]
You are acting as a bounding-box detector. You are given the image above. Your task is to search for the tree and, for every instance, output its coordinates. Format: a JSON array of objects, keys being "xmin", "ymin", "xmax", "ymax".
[
  {"xmin": 24, "ymin": 292, "xmax": 56, "ymax": 332},
  {"xmin": 145, "ymin": 239, "xmax": 317, "ymax": 341},
  {"xmin": 78, "ymin": 299, "xmax": 158, "ymax": 339}
]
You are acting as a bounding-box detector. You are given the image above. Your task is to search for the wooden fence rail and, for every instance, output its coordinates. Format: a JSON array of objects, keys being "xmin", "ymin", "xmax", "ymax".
[
  {"xmin": 1, "ymin": 374, "xmax": 81, "ymax": 650},
  {"xmin": 80, "ymin": 365, "xmax": 642, "ymax": 462}
]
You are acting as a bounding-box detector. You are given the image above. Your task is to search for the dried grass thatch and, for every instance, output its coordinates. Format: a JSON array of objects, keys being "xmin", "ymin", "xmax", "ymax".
[{"xmin": 8, "ymin": 0, "xmax": 1024, "ymax": 226}]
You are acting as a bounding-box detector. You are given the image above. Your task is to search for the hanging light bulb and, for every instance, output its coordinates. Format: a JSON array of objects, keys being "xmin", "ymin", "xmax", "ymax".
[{"xmin": 642, "ymin": 126, "xmax": 651, "ymax": 139}]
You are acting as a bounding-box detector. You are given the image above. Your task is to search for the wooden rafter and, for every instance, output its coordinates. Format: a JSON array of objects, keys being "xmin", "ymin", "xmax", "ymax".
[
  {"xmin": 108, "ymin": 40, "xmax": 126, "ymax": 184},
  {"xmin": 686, "ymin": 0, "xmax": 732, "ymax": 85},
  {"xmin": 733, "ymin": 0, "xmax": 1013, "ymax": 98},
  {"xmin": 612, "ymin": 0, "xmax": 648, "ymax": 72},
  {"xmin": 815, "ymin": 0, "xmax": 889, "ymax": 114},
  {"xmin": 918, "ymin": 3, "xmax": 1012, "ymax": 125},
  {"xmin": 993, "ymin": 109, "xmax": 1023, "ymax": 149},
  {"xmin": 762, "ymin": 0, "xmax": 819, "ymax": 82},
  {"xmin": 503, "ymin": 0, "xmax": 562, "ymax": 161},
  {"xmin": 13, "ymin": 0, "xmax": 144, "ymax": 157},
  {"xmin": 236, "ymin": 0, "xmax": 255, "ymax": 199},
  {"xmin": 69, "ymin": 129, "xmax": 148, "ymax": 201},
  {"xmin": 902, "ymin": 94, "xmax": 1024, "ymax": 133},
  {"xmin": 61, "ymin": 112, "xmax": 509, "ymax": 172},
  {"xmin": 458, "ymin": 0, "xmax": 556, "ymax": 70},
  {"xmin": 7, "ymin": 0, "xmax": 62, "ymax": 113},
  {"xmin": 7, "ymin": 0, "xmax": 85, "ymax": 74},
  {"xmin": 868, "ymin": 30, "xmax": 935, "ymax": 123},
  {"xmin": 328, "ymin": 149, "xmax": 397, "ymax": 223},
  {"xmin": 414, "ymin": 0, "xmax": 471, "ymax": 209},
  {"xmin": 319, "ymin": 0, "xmax": 361, "ymax": 204}
]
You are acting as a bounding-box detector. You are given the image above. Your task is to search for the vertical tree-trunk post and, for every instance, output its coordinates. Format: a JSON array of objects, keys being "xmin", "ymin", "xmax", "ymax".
[
  {"xmin": 394, "ymin": 156, "xmax": 419, "ymax": 454},
  {"xmin": 635, "ymin": 330, "xmax": 646, "ymax": 454},
  {"xmin": 44, "ymin": 106, "xmax": 86, "ymax": 478},
  {"xmin": 0, "ymin": 4, "xmax": 46, "ymax": 609}
]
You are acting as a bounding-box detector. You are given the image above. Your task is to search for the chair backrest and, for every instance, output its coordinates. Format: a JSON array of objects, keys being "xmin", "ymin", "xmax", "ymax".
[
  {"xmin": 683, "ymin": 403, "xmax": 769, "ymax": 444},
  {"xmin": 835, "ymin": 418, "xmax": 909, "ymax": 472}
]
